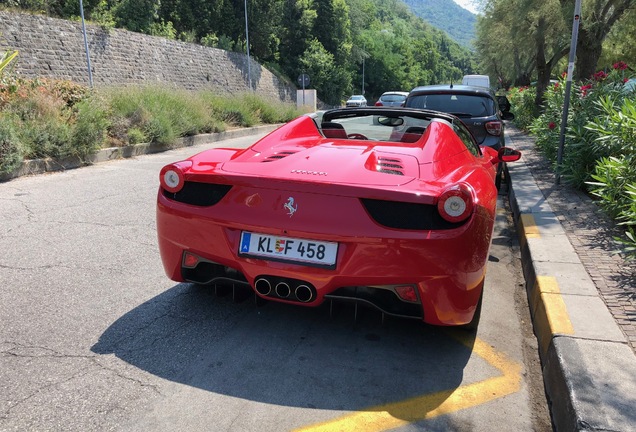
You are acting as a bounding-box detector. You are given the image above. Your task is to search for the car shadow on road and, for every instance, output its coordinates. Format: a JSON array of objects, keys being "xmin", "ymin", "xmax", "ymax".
[{"xmin": 91, "ymin": 282, "xmax": 477, "ymax": 419}]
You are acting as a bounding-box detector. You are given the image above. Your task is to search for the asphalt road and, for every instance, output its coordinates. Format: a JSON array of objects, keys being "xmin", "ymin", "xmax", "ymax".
[{"xmin": 0, "ymin": 134, "xmax": 552, "ymax": 431}]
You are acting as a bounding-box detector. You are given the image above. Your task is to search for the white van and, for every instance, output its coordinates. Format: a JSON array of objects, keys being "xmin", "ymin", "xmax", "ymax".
[{"xmin": 462, "ymin": 74, "xmax": 490, "ymax": 89}]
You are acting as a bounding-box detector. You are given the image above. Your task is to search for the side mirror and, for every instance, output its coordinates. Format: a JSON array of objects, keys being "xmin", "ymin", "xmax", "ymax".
[
  {"xmin": 501, "ymin": 111, "xmax": 515, "ymax": 121},
  {"xmin": 496, "ymin": 147, "xmax": 521, "ymax": 163}
]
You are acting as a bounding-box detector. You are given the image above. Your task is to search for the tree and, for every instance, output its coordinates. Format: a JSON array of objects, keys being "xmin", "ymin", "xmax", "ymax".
[
  {"xmin": 598, "ymin": 7, "xmax": 636, "ymax": 68},
  {"xmin": 560, "ymin": 0, "xmax": 635, "ymax": 79},
  {"xmin": 299, "ymin": 39, "xmax": 351, "ymax": 106},
  {"xmin": 313, "ymin": 0, "xmax": 352, "ymax": 64},
  {"xmin": 113, "ymin": 0, "xmax": 161, "ymax": 33},
  {"xmin": 278, "ymin": 0, "xmax": 317, "ymax": 80},
  {"xmin": 246, "ymin": 0, "xmax": 283, "ymax": 62}
]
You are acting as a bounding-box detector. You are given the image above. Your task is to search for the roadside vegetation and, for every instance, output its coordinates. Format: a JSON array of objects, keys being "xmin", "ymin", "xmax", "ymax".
[
  {"xmin": 0, "ymin": 62, "xmax": 303, "ymax": 176},
  {"xmin": 508, "ymin": 63, "xmax": 636, "ymax": 259}
]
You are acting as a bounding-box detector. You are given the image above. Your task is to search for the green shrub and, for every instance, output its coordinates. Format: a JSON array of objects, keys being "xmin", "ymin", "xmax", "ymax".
[
  {"xmin": 69, "ymin": 95, "xmax": 110, "ymax": 158},
  {"xmin": 200, "ymin": 92, "xmax": 258, "ymax": 127},
  {"xmin": 1, "ymin": 77, "xmax": 302, "ymax": 168},
  {"xmin": 529, "ymin": 67, "xmax": 634, "ymax": 189},
  {"xmin": 127, "ymin": 128, "xmax": 147, "ymax": 145},
  {"xmin": 20, "ymin": 118, "xmax": 72, "ymax": 159},
  {"xmin": 0, "ymin": 118, "xmax": 23, "ymax": 175},
  {"xmin": 587, "ymin": 156, "xmax": 636, "ymax": 259},
  {"xmin": 106, "ymin": 86, "xmax": 216, "ymax": 145},
  {"xmin": 508, "ymin": 86, "xmax": 537, "ymax": 131}
]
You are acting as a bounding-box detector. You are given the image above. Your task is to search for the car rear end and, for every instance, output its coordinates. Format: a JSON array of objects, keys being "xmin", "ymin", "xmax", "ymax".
[
  {"xmin": 404, "ymin": 86, "xmax": 505, "ymax": 150},
  {"xmin": 156, "ymin": 119, "xmax": 498, "ymax": 326},
  {"xmin": 375, "ymin": 92, "xmax": 408, "ymax": 107},
  {"xmin": 157, "ymin": 179, "xmax": 494, "ymax": 326}
]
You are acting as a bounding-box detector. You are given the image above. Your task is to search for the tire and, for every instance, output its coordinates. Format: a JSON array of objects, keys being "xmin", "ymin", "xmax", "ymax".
[
  {"xmin": 495, "ymin": 162, "xmax": 505, "ymax": 190},
  {"xmin": 460, "ymin": 288, "xmax": 483, "ymax": 331}
]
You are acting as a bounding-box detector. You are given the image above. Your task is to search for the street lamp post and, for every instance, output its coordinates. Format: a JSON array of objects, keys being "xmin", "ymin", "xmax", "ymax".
[
  {"xmin": 362, "ymin": 55, "xmax": 365, "ymax": 95},
  {"xmin": 79, "ymin": 0, "xmax": 93, "ymax": 88},
  {"xmin": 244, "ymin": 0, "xmax": 252, "ymax": 90},
  {"xmin": 556, "ymin": 0, "xmax": 582, "ymax": 184}
]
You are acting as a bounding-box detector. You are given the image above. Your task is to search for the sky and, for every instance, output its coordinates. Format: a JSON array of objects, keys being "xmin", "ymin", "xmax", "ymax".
[{"xmin": 453, "ymin": 0, "xmax": 480, "ymax": 14}]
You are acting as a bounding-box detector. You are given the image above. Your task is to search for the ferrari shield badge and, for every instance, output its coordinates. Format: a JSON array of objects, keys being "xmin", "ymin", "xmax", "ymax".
[{"xmin": 284, "ymin": 197, "xmax": 297, "ymax": 217}]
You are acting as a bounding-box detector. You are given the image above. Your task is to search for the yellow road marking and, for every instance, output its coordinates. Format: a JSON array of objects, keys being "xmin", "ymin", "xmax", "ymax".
[
  {"xmin": 294, "ymin": 333, "xmax": 521, "ymax": 432},
  {"xmin": 520, "ymin": 214, "xmax": 540, "ymax": 238},
  {"xmin": 533, "ymin": 276, "xmax": 574, "ymax": 356}
]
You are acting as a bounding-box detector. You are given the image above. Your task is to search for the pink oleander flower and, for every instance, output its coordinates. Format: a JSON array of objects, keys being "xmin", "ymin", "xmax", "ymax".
[
  {"xmin": 554, "ymin": 82, "xmax": 560, "ymax": 88},
  {"xmin": 613, "ymin": 61, "xmax": 628, "ymax": 70},
  {"xmin": 561, "ymin": 71, "xmax": 567, "ymax": 78},
  {"xmin": 580, "ymin": 84, "xmax": 592, "ymax": 97},
  {"xmin": 624, "ymin": 77, "xmax": 630, "ymax": 83},
  {"xmin": 593, "ymin": 71, "xmax": 608, "ymax": 81},
  {"xmin": 548, "ymin": 122, "xmax": 556, "ymax": 130}
]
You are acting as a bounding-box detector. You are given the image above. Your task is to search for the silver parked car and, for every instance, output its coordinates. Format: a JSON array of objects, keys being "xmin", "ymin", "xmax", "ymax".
[
  {"xmin": 345, "ymin": 95, "xmax": 367, "ymax": 107},
  {"xmin": 374, "ymin": 91, "xmax": 408, "ymax": 107}
]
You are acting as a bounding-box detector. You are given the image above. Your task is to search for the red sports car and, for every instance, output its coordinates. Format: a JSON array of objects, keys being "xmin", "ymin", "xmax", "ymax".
[{"xmin": 156, "ymin": 107, "xmax": 520, "ymax": 328}]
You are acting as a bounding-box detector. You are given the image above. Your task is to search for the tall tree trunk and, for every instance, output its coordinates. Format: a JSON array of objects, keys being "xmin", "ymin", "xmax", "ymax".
[
  {"xmin": 575, "ymin": 26, "xmax": 604, "ymax": 79},
  {"xmin": 534, "ymin": 18, "xmax": 549, "ymax": 113}
]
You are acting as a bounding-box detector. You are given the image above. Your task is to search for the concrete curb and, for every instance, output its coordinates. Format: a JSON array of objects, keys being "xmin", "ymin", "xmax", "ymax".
[
  {"xmin": 506, "ymin": 132, "xmax": 636, "ymax": 431},
  {"xmin": 0, "ymin": 124, "xmax": 282, "ymax": 182}
]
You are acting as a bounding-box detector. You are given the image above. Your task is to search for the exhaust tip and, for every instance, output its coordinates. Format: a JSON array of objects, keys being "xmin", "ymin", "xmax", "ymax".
[
  {"xmin": 275, "ymin": 282, "xmax": 291, "ymax": 298},
  {"xmin": 295, "ymin": 284, "xmax": 314, "ymax": 303},
  {"xmin": 255, "ymin": 278, "xmax": 272, "ymax": 296}
]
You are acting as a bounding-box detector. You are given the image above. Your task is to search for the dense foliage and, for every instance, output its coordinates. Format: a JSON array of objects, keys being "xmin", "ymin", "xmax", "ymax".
[
  {"xmin": 475, "ymin": 0, "xmax": 634, "ymax": 103},
  {"xmin": 0, "ymin": 0, "xmax": 475, "ymax": 106},
  {"xmin": 508, "ymin": 64, "xmax": 636, "ymax": 258}
]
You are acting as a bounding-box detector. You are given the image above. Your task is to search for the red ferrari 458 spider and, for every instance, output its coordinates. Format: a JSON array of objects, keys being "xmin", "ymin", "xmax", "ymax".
[{"xmin": 157, "ymin": 107, "xmax": 520, "ymax": 328}]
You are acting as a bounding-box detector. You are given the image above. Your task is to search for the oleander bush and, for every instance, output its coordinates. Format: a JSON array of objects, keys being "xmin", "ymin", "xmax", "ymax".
[
  {"xmin": 507, "ymin": 85, "xmax": 537, "ymax": 131},
  {"xmin": 509, "ymin": 62, "xmax": 636, "ymax": 259}
]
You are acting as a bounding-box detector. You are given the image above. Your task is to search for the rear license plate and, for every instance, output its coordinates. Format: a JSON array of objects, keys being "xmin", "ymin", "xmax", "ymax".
[{"xmin": 239, "ymin": 232, "xmax": 338, "ymax": 267}]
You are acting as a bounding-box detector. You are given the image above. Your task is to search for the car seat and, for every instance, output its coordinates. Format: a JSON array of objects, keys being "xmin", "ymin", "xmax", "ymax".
[
  {"xmin": 401, "ymin": 126, "xmax": 426, "ymax": 143},
  {"xmin": 321, "ymin": 122, "xmax": 348, "ymax": 139}
]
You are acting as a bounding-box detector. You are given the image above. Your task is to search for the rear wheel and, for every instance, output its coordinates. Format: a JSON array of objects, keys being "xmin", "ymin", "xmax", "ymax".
[{"xmin": 495, "ymin": 163, "xmax": 505, "ymax": 190}]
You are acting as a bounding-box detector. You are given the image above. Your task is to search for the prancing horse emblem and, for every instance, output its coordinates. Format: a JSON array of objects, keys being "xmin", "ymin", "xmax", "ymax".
[{"xmin": 284, "ymin": 197, "xmax": 297, "ymax": 217}]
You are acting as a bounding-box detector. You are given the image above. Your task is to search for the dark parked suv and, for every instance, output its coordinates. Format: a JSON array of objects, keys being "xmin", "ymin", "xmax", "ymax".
[
  {"xmin": 404, "ymin": 84, "xmax": 514, "ymax": 187},
  {"xmin": 404, "ymin": 84, "xmax": 514, "ymax": 149}
]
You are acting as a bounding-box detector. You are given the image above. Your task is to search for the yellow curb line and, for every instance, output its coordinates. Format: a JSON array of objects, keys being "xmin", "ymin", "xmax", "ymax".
[
  {"xmin": 294, "ymin": 333, "xmax": 522, "ymax": 432},
  {"xmin": 520, "ymin": 214, "xmax": 540, "ymax": 238},
  {"xmin": 532, "ymin": 276, "xmax": 575, "ymax": 357}
]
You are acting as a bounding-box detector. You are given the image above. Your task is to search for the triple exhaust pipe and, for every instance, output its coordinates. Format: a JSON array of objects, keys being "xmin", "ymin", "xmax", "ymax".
[{"xmin": 254, "ymin": 276, "xmax": 316, "ymax": 303}]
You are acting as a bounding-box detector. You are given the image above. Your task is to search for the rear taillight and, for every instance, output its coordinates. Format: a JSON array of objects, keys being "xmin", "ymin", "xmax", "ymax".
[
  {"xmin": 160, "ymin": 161, "xmax": 192, "ymax": 193},
  {"xmin": 437, "ymin": 184, "xmax": 474, "ymax": 223},
  {"xmin": 375, "ymin": 101, "xmax": 383, "ymax": 106},
  {"xmin": 485, "ymin": 121, "xmax": 503, "ymax": 136}
]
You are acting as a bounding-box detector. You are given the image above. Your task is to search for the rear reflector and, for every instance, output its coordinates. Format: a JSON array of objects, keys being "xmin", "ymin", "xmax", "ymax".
[
  {"xmin": 182, "ymin": 251, "xmax": 200, "ymax": 268},
  {"xmin": 395, "ymin": 285, "xmax": 419, "ymax": 303}
]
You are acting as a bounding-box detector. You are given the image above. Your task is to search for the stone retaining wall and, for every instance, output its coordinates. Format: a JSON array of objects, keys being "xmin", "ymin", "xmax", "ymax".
[{"xmin": 0, "ymin": 11, "xmax": 296, "ymax": 102}]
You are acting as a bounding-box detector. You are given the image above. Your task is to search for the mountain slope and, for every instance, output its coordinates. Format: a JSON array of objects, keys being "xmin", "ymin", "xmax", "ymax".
[{"xmin": 402, "ymin": 0, "xmax": 476, "ymax": 48}]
